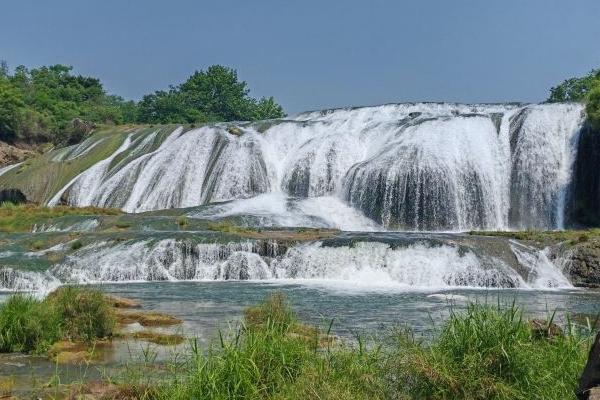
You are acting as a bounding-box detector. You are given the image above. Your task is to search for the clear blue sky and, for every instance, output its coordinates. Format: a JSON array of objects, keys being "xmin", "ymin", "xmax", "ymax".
[{"xmin": 2, "ymin": 0, "xmax": 600, "ymax": 114}]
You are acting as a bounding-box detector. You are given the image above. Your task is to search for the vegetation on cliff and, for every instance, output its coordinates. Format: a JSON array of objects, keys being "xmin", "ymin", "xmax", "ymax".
[
  {"xmin": 0, "ymin": 61, "xmax": 285, "ymax": 146},
  {"xmin": 548, "ymin": 68, "xmax": 600, "ymax": 129},
  {"xmin": 0, "ymin": 202, "xmax": 120, "ymax": 232}
]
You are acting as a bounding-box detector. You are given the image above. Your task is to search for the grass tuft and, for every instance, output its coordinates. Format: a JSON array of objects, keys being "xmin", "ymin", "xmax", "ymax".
[
  {"xmin": 0, "ymin": 203, "xmax": 120, "ymax": 232},
  {"xmin": 0, "ymin": 286, "xmax": 115, "ymax": 353}
]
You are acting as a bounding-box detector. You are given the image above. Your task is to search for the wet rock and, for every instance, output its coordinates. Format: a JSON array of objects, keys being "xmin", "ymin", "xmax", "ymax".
[
  {"xmin": 578, "ymin": 333, "xmax": 600, "ymax": 400},
  {"xmin": 104, "ymin": 294, "xmax": 141, "ymax": 309},
  {"xmin": 557, "ymin": 241, "xmax": 600, "ymax": 288},
  {"xmin": 127, "ymin": 330, "xmax": 185, "ymax": 345},
  {"xmin": 529, "ymin": 319, "xmax": 563, "ymax": 339},
  {"xmin": 227, "ymin": 126, "xmax": 243, "ymax": 136},
  {"xmin": 0, "ymin": 188, "xmax": 27, "ymax": 204},
  {"xmin": 115, "ymin": 310, "xmax": 182, "ymax": 327}
]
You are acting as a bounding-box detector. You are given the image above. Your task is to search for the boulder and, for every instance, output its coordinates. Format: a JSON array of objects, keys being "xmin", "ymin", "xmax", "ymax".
[
  {"xmin": 558, "ymin": 241, "xmax": 600, "ymax": 288},
  {"xmin": 578, "ymin": 332, "xmax": 600, "ymax": 399},
  {"xmin": 0, "ymin": 188, "xmax": 27, "ymax": 204}
]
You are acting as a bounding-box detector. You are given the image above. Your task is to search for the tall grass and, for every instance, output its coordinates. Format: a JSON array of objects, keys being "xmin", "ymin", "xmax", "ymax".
[
  {"xmin": 1, "ymin": 291, "xmax": 593, "ymax": 400},
  {"xmin": 0, "ymin": 286, "xmax": 115, "ymax": 353},
  {"xmin": 389, "ymin": 303, "xmax": 592, "ymax": 399},
  {"xmin": 0, "ymin": 295, "xmax": 60, "ymax": 352},
  {"xmin": 149, "ymin": 295, "xmax": 592, "ymax": 400}
]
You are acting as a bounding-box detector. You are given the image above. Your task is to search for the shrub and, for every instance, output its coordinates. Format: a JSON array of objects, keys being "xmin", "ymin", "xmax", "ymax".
[
  {"xmin": 0, "ymin": 295, "xmax": 60, "ymax": 353},
  {"xmin": 176, "ymin": 216, "xmax": 188, "ymax": 228},
  {"xmin": 46, "ymin": 286, "xmax": 115, "ymax": 342},
  {"xmin": 388, "ymin": 304, "xmax": 591, "ymax": 400},
  {"xmin": 0, "ymin": 286, "xmax": 115, "ymax": 353}
]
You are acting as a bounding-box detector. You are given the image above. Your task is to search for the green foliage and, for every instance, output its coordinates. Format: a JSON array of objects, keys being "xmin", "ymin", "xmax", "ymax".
[
  {"xmin": 0, "ymin": 61, "xmax": 285, "ymax": 145},
  {"xmin": 587, "ymin": 85, "xmax": 600, "ymax": 130},
  {"xmin": 137, "ymin": 65, "xmax": 286, "ymax": 124},
  {"xmin": 123, "ymin": 295, "xmax": 590, "ymax": 400},
  {"xmin": 0, "ymin": 287, "xmax": 115, "ymax": 353},
  {"xmin": 46, "ymin": 286, "xmax": 115, "ymax": 342},
  {"xmin": 390, "ymin": 304, "xmax": 591, "ymax": 399},
  {"xmin": 0, "ymin": 63, "xmax": 137, "ymax": 144},
  {"xmin": 0, "ymin": 203, "xmax": 120, "ymax": 233},
  {"xmin": 547, "ymin": 68, "xmax": 600, "ymax": 130},
  {"xmin": 548, "ymin": 69, "xmax": 600, "ymax": 103},
  {"xmin": 0, "ymin": 295, "xmax": 60, "ymax": 353}
]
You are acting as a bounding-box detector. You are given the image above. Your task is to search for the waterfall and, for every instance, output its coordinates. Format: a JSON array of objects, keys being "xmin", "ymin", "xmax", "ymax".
[
  {"xmin": 1, "ymin": 236, "xmax": 571, "ymax": 292},
  {"xmin": 41, "ymin": 102, "xmax": 584, "ymax": 231}
]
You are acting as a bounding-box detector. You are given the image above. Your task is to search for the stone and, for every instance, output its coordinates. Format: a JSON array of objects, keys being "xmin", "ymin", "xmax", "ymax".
[
  {"xmin": 227, "ymin": 126, "xmax": 243, "ymax": 136},
  {"xmin": 529, "ymin": 319, "xmax": 563, "ymax": 339},
  {"xmin": 0, "ymin": 188, "xmax": 27, "ymax": 204},
  {"xmin": 578, "ymin": 332, "xmax": 600, "ymax": 399},
  {"xmin": 104, "ymin": 294, "xmax": 141, "ymax": 309}
]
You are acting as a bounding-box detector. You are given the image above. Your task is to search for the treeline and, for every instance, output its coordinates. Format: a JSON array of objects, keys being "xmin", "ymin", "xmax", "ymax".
[
  {"xmin": 0, "ymin": 62, "xmax": 285, "ymax": 145},
  {"xmin": 547, "ymin": 68, "xmax": 600, "ymax": 129}
]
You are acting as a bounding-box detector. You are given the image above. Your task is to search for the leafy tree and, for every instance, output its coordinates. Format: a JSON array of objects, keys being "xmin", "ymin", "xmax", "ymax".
[
  {"xmin": 548, "ymin": 69, "xmax": 600, "ymax": 130},
  {"xmin": 0, "ymin": 61, "xmax": 285, "ymax": 145},
  {"xmin": 0, "ymin": 77, "xmax": 25, "ymax": 140},
  {"xmin": 253, "ymin": 96, "xmax": 286, "ymax": 120},
  {"xmin": 138, "ymin": 65, "xmax": 285, "ymax": 123},
  {"xmin": 587, "ymin": 85, "xmax": 600, "ymax": 130},
  {"xmin": 547, "ymin": 69, "xmax": 600, "ymax": 102}
]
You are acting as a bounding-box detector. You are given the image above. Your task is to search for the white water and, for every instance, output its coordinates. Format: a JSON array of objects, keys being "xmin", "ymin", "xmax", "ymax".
[
  {"xmin": 43, "ymin": 102, "xmax": 584, "ymax": 231},
  {"xmin": 191, "ymin": 193, "xmax": 381, "ymax": 231},
  {"xmin": 0, "ymin": 236, "xmax": 570, "ymax": 292},
  {"xmin": 0, "ymin": 162, "xmax": 22, "ymax": 178}
]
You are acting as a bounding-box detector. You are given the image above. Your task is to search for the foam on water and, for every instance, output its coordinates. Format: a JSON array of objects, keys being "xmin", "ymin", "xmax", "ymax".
[{"xmin": 191, "ymin": 192, "xmax": 381, "ymax": 231}]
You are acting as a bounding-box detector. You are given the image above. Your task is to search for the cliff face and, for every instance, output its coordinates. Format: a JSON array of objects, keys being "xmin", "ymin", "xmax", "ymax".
[
  {"xmin": 0, "ymin": 141, "xmax": 35, "ymax": 166},
  {"xmin": 551, "ymin": 239, "xmax": 600, "ymax": 288},
  {"xmin": 567, "ymin": 123, "xmax": 600, "ymax": 227}
]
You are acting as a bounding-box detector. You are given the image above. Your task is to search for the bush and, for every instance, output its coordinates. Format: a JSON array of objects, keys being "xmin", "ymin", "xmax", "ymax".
[
  {"xmin": 0, "ymin": 286, "xmax": 115, "ymax": 353},
  {"xmin": 46, "ymin": 286, "xmax": 115, "ymax": 342},
  {"xmin": 587, "ymin": 85, "xmax": 600, "ymax": 130},
  {"xmin": 389, "ymin": 304, "xmax": 591, "ymax": 400},
  {"xmin": 0, "ymin": 295, "xmax": 60, "ymax": 353}
]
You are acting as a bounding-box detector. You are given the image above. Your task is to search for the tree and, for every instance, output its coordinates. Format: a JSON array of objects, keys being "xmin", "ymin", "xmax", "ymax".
[
  {"xmin": 547, "ymin": 69, "xmax": 600, "ymax": 102},
  {"xmin": 0, "ymin": 78, "xmax": 25, "ymax": 141},
  {"xmin": 587, "ymin": 85, "xmax": 600, "ymax": 130},
  {"xmin": 137, "ymin": 65, "xmax": 286, "ymax": 123},
  {"xmin": 253, "ymin": 96, "xmax": 286, "ymax": 120}
]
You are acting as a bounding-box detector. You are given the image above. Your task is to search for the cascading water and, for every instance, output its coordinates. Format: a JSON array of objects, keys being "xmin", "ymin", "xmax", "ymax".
[
  {"xmin": 43, "ymin": 102, "xmax": 584, "ymax": 232},
  {"xmin": 0, "ymin": 235, "xmax": 572, "ymax": 292}
]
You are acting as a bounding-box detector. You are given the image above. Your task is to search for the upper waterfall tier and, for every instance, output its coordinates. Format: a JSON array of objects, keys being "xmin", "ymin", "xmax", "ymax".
[{"xmin": 2, "ymin": 102, "xmax": 585, "ymax": 231}]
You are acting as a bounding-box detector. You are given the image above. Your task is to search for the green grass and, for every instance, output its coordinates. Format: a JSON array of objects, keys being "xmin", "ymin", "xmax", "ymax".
[
  {"xmin": 108, "ymin": 295, "xmax": 593, "ymax": 400},
  {"xmin": 0, "ymin": 286, "xmax": 115, "ymax": 353},
  {"xmin": 469, "ymin": 229, "xmax": 600, "ymax": 245},
  {"xmin": 176, "ymin": 215, "xmax": 188, "ymax": 228},
  {"xmin": 0, "ymin": 291, "xmax": 593, "ymax": 399},
  {"xmin": 0, "ymin": 203, "xmax": 120, "ymax": 232},
  {"xmin": 390, "ymin": 304, "xmax": 590, "ymax": 399}
]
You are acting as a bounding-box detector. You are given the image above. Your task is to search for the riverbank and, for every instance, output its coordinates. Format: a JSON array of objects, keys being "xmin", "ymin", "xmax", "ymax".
[{"xmin": 0, "ymin": 289, "xmax": 595, "ymax": 399}]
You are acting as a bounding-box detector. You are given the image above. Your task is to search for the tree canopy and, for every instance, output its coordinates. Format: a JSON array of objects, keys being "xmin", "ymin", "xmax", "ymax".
[
  {"xmin": 0, "ymin": 62, "xmax": 285, "ymax": 145},
  {"xmin": 547, "ymin": 69, "xmax": 600, "ymax": 129},
  {"xmin": 137, "ymin": 65, "xmax": 285, "ymax": 123}
]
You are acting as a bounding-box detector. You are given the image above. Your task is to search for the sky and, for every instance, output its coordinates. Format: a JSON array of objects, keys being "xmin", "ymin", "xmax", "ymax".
[{"xmin": 1, "ymin": 0, "xmax": 600, "ymax": 115}]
